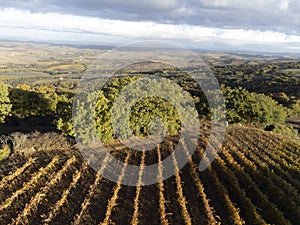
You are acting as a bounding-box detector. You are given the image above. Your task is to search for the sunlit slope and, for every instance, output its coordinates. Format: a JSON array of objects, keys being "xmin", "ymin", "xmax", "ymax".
[{"xmin": 0, "ymin": 126, "xmax": 299, "ymax": 225}]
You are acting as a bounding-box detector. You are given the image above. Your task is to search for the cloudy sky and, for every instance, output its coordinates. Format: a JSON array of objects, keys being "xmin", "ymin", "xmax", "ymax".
[{"xmin": 0, "ymin": 0, "xmax": 299, "ymax": 52}]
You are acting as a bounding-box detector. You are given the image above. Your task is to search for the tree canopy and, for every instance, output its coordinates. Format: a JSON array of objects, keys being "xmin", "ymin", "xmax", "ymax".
[{"xmin": 0, "ymin": 82, "xmax": 11, "ymax": 124}]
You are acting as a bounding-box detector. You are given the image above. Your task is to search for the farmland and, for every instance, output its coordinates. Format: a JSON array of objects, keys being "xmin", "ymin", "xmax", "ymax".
[
  {"xmin": 0, "ymin": 126, "xmax": 299, "ymax": 225},
  {"xmin": 0, "ymin": 42, "xmax": 299, "ymax": 225}
]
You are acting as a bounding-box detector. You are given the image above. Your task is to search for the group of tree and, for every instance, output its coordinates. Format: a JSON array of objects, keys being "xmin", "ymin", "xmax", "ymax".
[
  {"xmin": 214, "ymin": 62, "xmax": 300, "ymax": 107},
  {"xmin": 0, "ymin": 64, "xmax": 299, "ymax": 142},
  {"xmin": 222, "ymin": 86, "xmax": 296, "ymax": 136}
]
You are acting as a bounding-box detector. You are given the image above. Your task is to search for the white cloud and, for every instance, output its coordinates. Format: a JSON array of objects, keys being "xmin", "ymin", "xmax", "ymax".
[
  {"xmin": 0, "ymin": 0, "xmax": 299, "ymax": 37},
  {"xmin": 0, "ymin": 7, "xmax": 300, "ymax": 52},
  {"xmin": 279, "ymin": 0, "xmax": 289, "ymax": 11},
  {"xmin": 200, "ymin": 0, "xmax": 276, "ymax": 10},
  {"xmin": 219, "ymin": 29, "xmax": 300, "ymax": 43},
  {"xmin": 200, "ymin": 0, "xmax": 292, "ymax": 15}
]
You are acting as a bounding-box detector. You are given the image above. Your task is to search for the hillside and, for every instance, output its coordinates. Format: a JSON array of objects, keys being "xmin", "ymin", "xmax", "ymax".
[{"xmin": 0, "ymin": 126, "xmax": 299, "ymax": 225}]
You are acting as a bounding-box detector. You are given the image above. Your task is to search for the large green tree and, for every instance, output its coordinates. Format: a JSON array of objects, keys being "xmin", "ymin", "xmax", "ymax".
[
  {"xmin": 223, "ymin": 86, "xmax": 288, "ymax": 129},
  {"xmin": 58, "ymin": 75, "xmax": 193, "ymax": 143}
]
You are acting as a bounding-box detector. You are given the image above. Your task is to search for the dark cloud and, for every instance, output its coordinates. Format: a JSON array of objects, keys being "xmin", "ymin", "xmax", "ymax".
[{"xmin": 0, "ymin": 0, "xmax": 299, "ymax": 35}]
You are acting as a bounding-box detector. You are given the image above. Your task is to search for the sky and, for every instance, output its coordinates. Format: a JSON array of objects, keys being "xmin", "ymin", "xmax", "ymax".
[{"xmin": 0, "ymin": 0, "xmax": 300, "ymax": 52}]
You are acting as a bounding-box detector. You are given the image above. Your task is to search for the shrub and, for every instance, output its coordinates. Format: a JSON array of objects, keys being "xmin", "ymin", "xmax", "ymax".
[{"xmin": 0, "ymin": 145, "xmax": 11, "ymax": 161}]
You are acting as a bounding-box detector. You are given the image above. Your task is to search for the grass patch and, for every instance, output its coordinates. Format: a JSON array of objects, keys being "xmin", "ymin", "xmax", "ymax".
[{"xmin": 46, "ymin": 64, "xmax": 85, "ymax": 73}]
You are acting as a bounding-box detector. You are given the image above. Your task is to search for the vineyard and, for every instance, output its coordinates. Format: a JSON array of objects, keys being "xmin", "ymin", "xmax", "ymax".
[{"xmin": 0, "ymin": 126, "xmax": 299, "ymax": 225}]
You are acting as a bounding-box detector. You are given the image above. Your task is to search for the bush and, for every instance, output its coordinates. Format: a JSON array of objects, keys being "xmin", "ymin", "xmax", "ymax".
[{"xmin": 273, "ymin": 124, "xmax": 298, "ymax": 137}]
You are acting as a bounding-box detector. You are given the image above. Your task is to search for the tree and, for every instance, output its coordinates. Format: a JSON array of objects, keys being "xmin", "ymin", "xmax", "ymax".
[
  {"xmin": 0, "ymin": 82, "xmax": 12, "ymax": 124},
  {"xmin": 55, "ymin": 93, "xmax": 74, "ymax": 136},
  {"xmin": 72, "ymin": 92, "xmax": 98, "ymax": 144},
  {"xmin": 223, "ymin": 86, "xmax": 288, "ymax": 129},
  {"xmin": 290, "ymin": 100, "xmax": 300, "ymax": 117},
  {"xmin": 94, "ymin": 91, "xmax": 114, "ymax": 142},
  {"xmin": 55, "ymin": 90, "xmax": 113, "ymax": 143},
  {"xmin": 223, "ymin": 86, "xmax": 260, "ymax": 124},
  {"xmin": 9, "ymin": 87, "xmax": 57, "ymax": 118}
]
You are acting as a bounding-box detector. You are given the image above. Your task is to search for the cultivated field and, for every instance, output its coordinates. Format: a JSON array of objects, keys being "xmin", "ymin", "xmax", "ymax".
[{"xmin": 0, "ymin": 126, "xmax": 299, "ymax": 225}]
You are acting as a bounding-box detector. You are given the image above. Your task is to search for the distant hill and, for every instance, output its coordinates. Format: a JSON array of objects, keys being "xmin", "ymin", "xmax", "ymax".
[{"xmin": 0, "ymin": 126, "xmax": 299, "ymax": 225}]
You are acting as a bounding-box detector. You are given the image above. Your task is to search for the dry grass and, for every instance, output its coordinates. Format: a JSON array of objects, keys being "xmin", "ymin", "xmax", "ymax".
[{"xmin": 10, "ymin": 132, "xmax": 72, "ymax": 156}]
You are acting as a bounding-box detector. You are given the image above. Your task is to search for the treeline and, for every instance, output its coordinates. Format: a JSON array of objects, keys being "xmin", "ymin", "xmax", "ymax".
[{"xmin": 213, "ymin": 62, "xmax": 300, "ymax": 108}]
